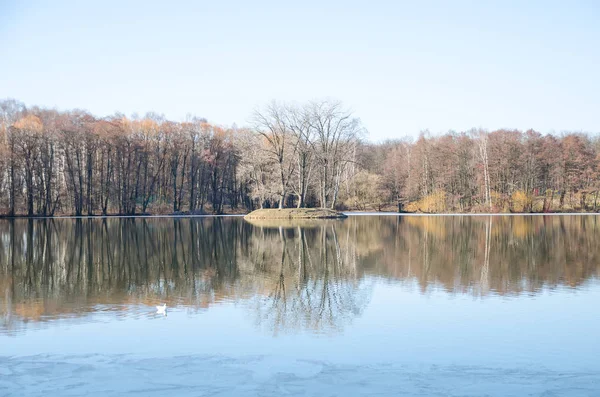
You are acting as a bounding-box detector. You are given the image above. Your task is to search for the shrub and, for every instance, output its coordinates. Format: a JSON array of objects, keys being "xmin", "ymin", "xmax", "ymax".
[{"xmin": 406, "ymin": 190, "xmax": 447, "ymax": 213}]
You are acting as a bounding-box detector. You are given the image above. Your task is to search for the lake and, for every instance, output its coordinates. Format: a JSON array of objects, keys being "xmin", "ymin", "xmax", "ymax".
[{"xmin": 1, "ymin": 215, "xmax": 599, "ymax": 396}]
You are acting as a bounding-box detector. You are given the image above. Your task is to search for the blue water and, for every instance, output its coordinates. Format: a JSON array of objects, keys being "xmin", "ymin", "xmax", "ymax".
[{"xmin": 1, "ymin": 216, "xmax": 599, "ymax": 396}]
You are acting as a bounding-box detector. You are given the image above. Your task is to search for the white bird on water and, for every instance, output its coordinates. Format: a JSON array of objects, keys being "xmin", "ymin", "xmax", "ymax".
[{"xmin": 156, "ymin": 303, "xmax": 167, "ymax": 316}]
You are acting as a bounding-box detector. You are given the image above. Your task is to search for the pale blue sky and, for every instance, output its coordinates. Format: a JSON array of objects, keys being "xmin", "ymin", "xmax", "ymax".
[{"xmin": 1, "ymin": 0, "xmax": 598, "ymax": 141}]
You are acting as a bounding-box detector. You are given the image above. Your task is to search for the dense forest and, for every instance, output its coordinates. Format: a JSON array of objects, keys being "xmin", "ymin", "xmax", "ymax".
[{"xmin": 1, "ymin": 98, "xmax": 599, "ymax": 216}]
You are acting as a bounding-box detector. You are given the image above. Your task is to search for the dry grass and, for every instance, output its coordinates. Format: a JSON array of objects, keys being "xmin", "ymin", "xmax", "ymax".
[{"xmin": 244, "ymin": 208, "xmax": 347, "ymax": 220}]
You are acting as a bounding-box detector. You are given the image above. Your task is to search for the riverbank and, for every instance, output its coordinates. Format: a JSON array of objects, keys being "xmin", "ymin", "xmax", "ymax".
[{"xmin": 2, "ymin": 210, "xmax": 600, "ymax": 219}]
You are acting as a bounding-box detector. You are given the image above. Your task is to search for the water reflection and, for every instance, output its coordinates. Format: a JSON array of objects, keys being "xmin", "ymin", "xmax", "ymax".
[
  {"xmin": 245, "ymin": 222, "xmax": 373, "ymax": 334},
  {"xmin": 1, "ymin": 215, "xmax": 599, "ymax": 334}
]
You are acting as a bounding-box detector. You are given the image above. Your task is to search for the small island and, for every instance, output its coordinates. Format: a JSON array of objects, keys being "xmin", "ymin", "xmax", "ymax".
[{"xmin": 244, "ymin": 208, "xmax": 347, "ymax": 220}]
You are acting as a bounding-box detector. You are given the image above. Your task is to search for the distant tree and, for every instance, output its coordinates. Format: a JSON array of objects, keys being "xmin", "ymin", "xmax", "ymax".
[
  {"xmin": 12, "ymin": 115, "xmax": 44, "ymax": 216},
  {"xmin": 382, "ymin": 140, "xmax": 410, "ymax": 212},
  {"xmin": 473, "ymin": 129, "xmax": 492, "ymax": 209}
]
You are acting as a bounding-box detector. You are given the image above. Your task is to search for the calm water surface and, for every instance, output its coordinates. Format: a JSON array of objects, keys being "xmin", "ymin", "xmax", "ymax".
[{"xmin": 1, "ymin": 215, "xmax": 599, "ymax": 396}]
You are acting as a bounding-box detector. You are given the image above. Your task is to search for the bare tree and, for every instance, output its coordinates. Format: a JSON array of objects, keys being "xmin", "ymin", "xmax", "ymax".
[
  {"xmin": 473, "ymin": 129, "xmax": 492, "ymax": 209},
  {"xmin": 0, "ymin": 100, "xmax": 26, "ymax": 216},
  {"xmin": 285, "ymin": 104, "xmax": 314, "ymax": 208},
  {"xmin": 237, "ymin": 130, "xmax": 277, "ymax": 208},
  {"xmin": 306, "ymin": 100, "xmax": 363, "ymax": 209},
  {"xmin": 251, "ymin": 102, "xmax": 299, "ymax": 208}
]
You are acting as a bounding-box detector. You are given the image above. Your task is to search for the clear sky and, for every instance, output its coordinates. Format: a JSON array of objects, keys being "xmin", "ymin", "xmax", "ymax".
[{"xmin": 1, "ymin": 0, "xmax": 598, "ymax": 141}]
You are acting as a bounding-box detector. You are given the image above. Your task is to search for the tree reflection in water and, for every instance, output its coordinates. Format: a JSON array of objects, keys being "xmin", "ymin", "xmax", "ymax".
[
  {"xmin": 245, "ymin": 222, "xmax": 373, "ymax": 334},
  {"xmin": 1, "ymin": 215, "xmax": 600, "ymax": 334}
]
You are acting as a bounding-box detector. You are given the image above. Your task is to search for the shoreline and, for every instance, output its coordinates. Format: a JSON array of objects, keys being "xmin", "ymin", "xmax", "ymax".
[
  {"xmin": 345, "ymin": 212, "xmax": 600, "ymax": 216},
  {"xmin": 244, "ymin": 208, "xmax": 347, "ymax": 220},
  {"xmin": 1, "ymin": 211, "xmax": 599, "ymax": 220},
  {"xmin": 0, "ymin": 214, "xmax": 247, "ymax": 220}
]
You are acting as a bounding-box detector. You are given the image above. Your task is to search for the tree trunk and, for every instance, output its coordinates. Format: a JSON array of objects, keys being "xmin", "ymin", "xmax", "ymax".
[
  {"xmin": 9, "ymin": 153, "xmax": 16, "ymax": 216},
  {"xmin": 86, "ymin": 148, "xmax": 93, "ymax": 215}
]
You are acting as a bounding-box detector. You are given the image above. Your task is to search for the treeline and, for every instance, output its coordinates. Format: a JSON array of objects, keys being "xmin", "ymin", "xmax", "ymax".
[
  {"xmin": 0, "ymin": 99, "xmax": 362, "ymax": 216},
  {"xmin": 0, "ymin": 100, "xmax": 246, "ymax": 216},
  {"xmin": 1, "ymin": 98, "xmax": 599, "ymax": 216},
  {"xmin": 364, "ymin": 129, "xmax": 600, "ymax": 213}
]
